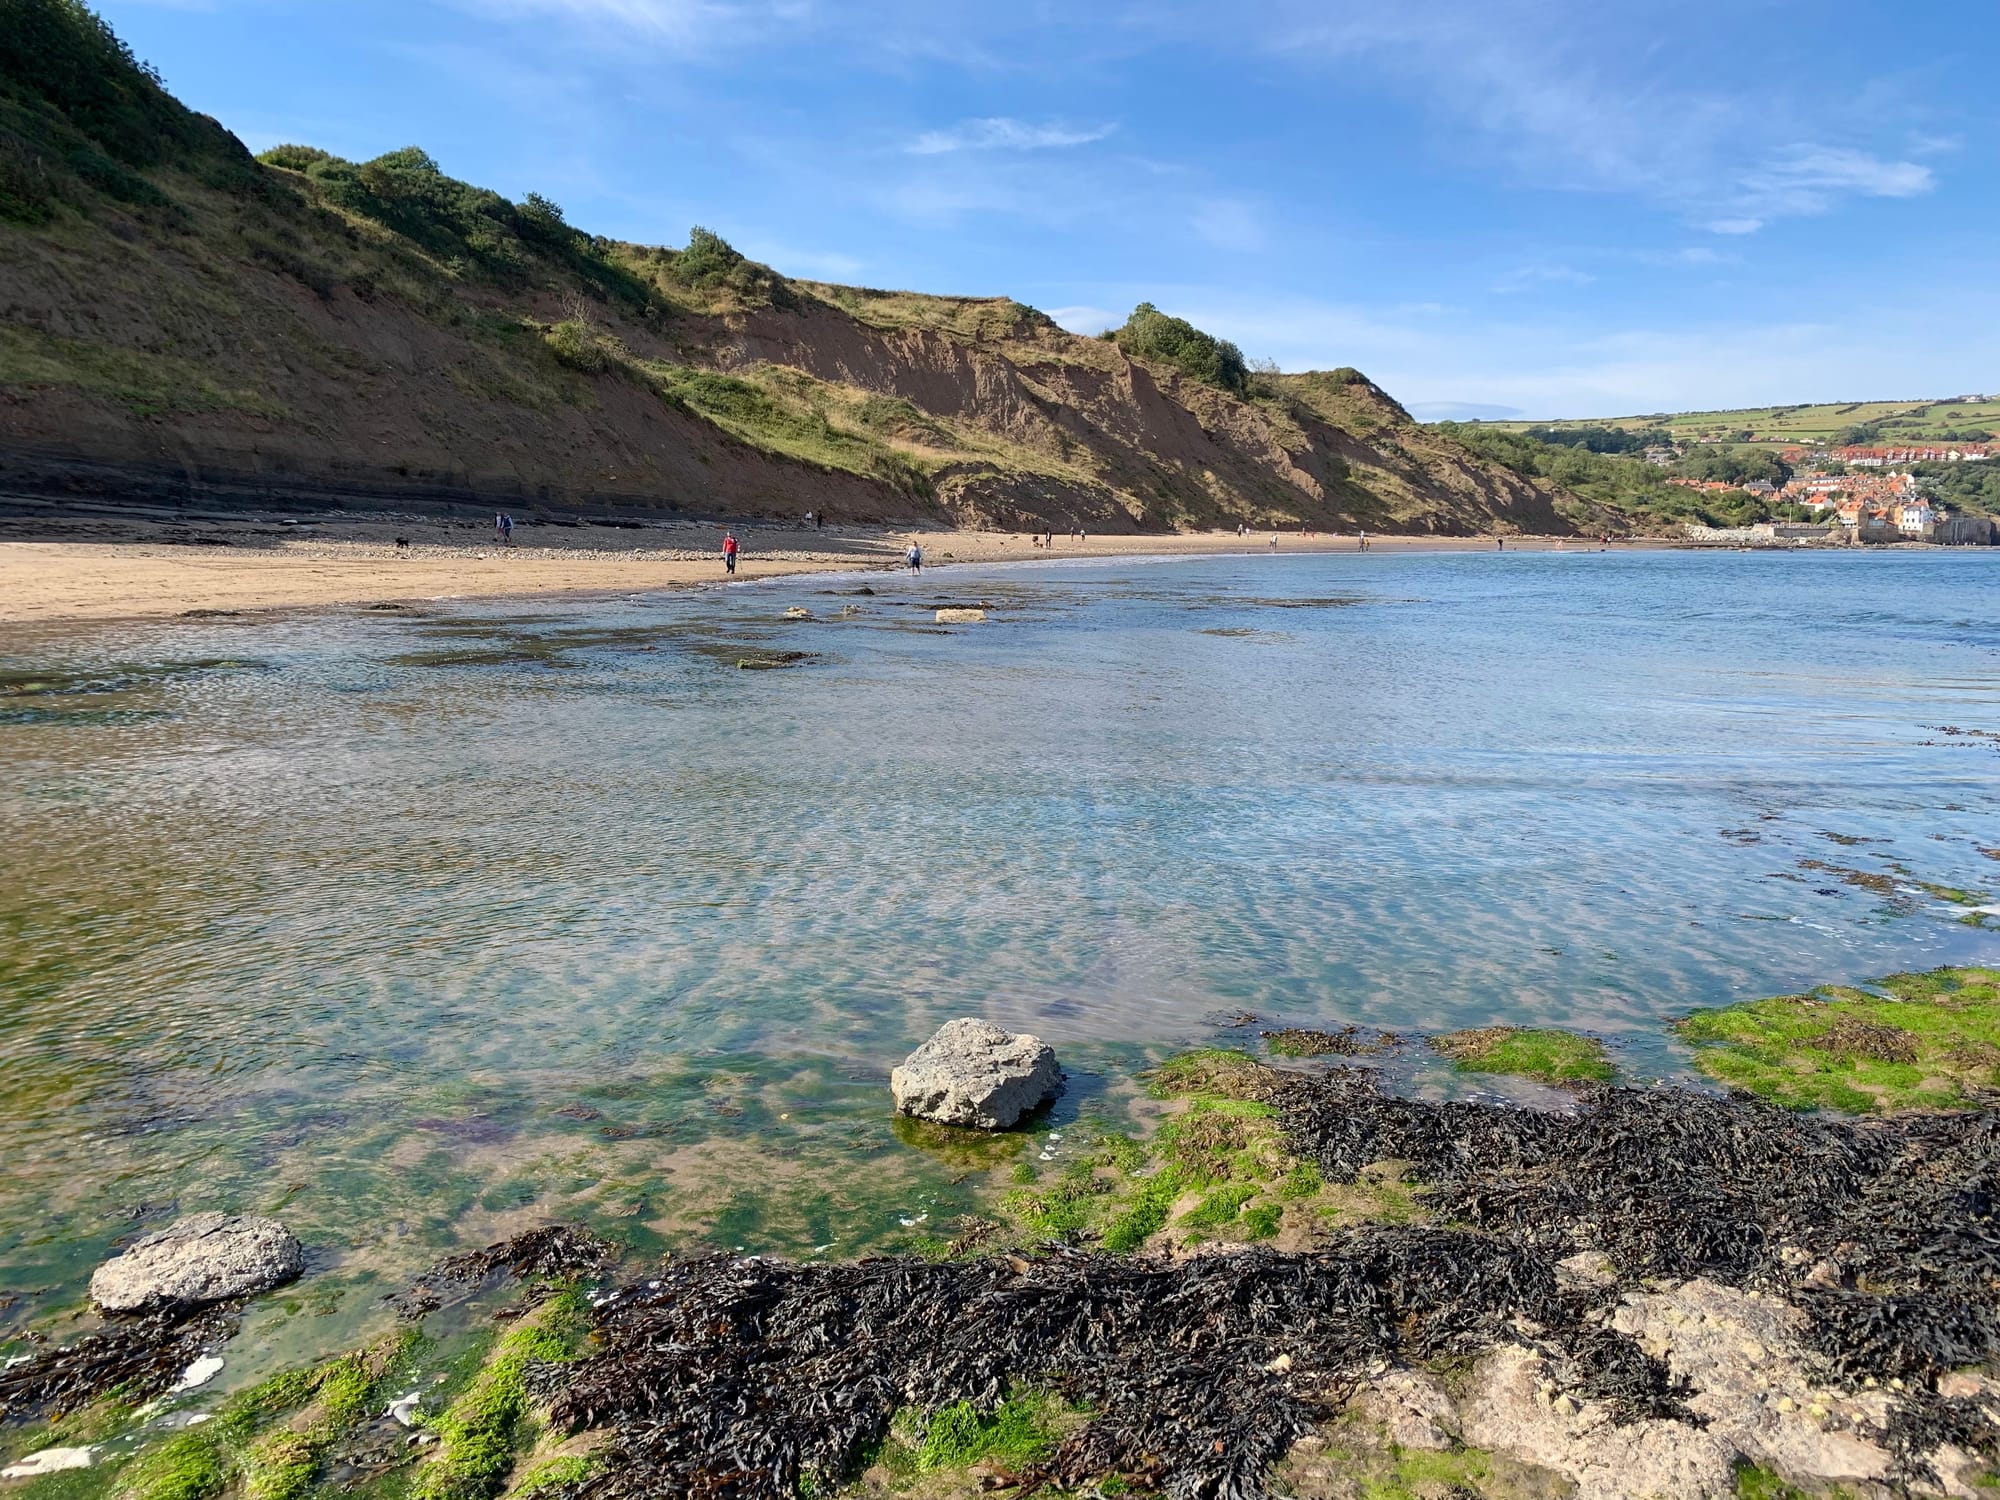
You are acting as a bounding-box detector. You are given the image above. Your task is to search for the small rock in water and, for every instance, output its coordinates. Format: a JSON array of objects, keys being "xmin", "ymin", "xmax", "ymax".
[
  {"xmin": 935, "ymin": 607, "xmax": 987, "ymax": 624},
  {"xmin": 890, "ymin": 1018, "xmax": 1061, "ymax": 1130},
  {"xmin": 1, "ymin": 1447, "xmax": 96, "ymax": 1479},
  {"xmin": 783, "ymin": 607, "xmax": 813, "ymax": 620},
  {"xmin": 89, "ymin": 1213, "xmax": 303, "ymax": 1313}
]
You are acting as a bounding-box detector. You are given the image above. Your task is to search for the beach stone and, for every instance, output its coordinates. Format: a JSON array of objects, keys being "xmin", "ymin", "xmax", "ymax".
[
  {"xmin": 890, "ymin": 1019, "xmax": 1060, "ymax": 1130},
  {"xmin": 1350, "ymin": 1368, "xmax": 1457, "ymax": 1450},
  {"xmin": 89, "ymin": 1212, "xmax": 303, "ymax": 1313},
  {"xmin": 935, "ymin": 607, "xmax": 986, "ymax": 624},
  {"xmin": 1, "ymin": 1447, "xmax": 96, "ymax": 1479},
  {"xmin": 1458, "ymin": 1282, "xmax": 1939, "ymax": 1499}
]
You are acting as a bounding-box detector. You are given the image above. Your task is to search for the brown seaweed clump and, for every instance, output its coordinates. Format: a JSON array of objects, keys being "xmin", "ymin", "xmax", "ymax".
[
  {"xmin": 528, "ymin": 1071, "xmax": 2000, "ymax": 1500},
  {"xmin": 540, "ymin": 1235, "xmax": 1662, "ymax": 1500},
  {"xmin": 1259, "ymin": 1025, "xmax": 1400, "ymax": 1058},
  {"xmin": 0, "ymin": 1302, "xmax": 239, "ymax": 1420},
  {"xmin": 394, "ymin": 1226, "xmax": 616, "ymax": 1316}
]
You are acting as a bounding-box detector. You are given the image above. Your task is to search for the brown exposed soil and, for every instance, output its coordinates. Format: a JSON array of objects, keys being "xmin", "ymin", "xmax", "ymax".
[{"xmin": 0, "ymin": 174, "xmax": 1592, "ymax": 539}]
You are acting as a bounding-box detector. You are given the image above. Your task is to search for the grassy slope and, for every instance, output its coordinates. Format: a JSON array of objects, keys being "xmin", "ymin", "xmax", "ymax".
[
  {"xmin": 1480, "ymin": 396, "xmax": 2000, "ymax": 445},
  {"xmin": 0, "ymin": 2, "xmax": 1583, "ymax": 534}
]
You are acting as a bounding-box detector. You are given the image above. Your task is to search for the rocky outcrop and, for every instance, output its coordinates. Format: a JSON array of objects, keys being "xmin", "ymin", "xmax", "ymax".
[
  {"xmin": 1303, "ymin": 1280, "xmax": 1995, "ymax": 1500},
  {"xmin": 89, "ymin": 1213, "xmax": 303, "ymax": 1313},
  {"xmin": 890, "ymin": 1019, "xmax": 1061, "ymax": 1130}
]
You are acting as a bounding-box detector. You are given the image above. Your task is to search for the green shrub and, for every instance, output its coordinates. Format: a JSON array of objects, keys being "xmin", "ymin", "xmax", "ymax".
[
  {"xmin": 545, "ymin": 318, "xmax": 611, "ymax": 373},
  {"xmin": 1113, "ymin": 302, "xmax": 1247, "ymax": 392}
]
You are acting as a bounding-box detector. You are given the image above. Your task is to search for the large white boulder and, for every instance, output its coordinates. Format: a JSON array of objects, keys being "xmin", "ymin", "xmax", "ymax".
[
  {"xmin": 891, "ymin": 1019, "xmax": 1061, "ymax": 1130},
  {"xmin": 89, "ymin": 1213, "xmax": 303, "ymax": 1313}
]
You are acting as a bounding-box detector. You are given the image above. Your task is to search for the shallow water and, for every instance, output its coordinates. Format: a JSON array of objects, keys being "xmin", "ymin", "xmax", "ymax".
[{"xmin": 2, "ymin": 548, "xmax": 1997, "ymax": 1353}]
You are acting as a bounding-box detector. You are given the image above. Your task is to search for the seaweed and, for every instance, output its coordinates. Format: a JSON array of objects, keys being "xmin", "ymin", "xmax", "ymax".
[
  {"xmin": 520, "ymin": 1062, "xmax": 2000, "ymax": 1499},
  {"xmin": 0, "ymin": 1303, "xmax": 239, "ymax": 1419},
  {"xmin": 395, "ymin": 1227, "xmax": 615, "ymax": 1316}
]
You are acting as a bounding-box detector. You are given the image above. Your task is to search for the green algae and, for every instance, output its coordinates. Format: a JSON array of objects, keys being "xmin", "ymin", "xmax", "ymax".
[
  {"xmin": 1429, "ymin": 1027, "xmax": 1615, "ymax": 1086},
  {"xmin": 504, "ymin": 1455, "xmax": 597, "ymax": 1497},
  {"xmin": 1729, "ymin": 1460, "xmax": 1866, "ymax": 1500},
  {"xmin": 997, "ymin": 1049, "xmax": 1424, "ymax": 1254},
  {"xmin": 849, "ymin": 1390, "xmax": 1081, "ymax": 1494},
  {"xmin": 1677, "ymin": 966, "xmax": 2000, "ymax": 1113},
  {"xmin": 1284, "ymin": 1417, "xmax": 1562, "ymax": 1500},
  {"xmin": 243, "ymin": 1332, "xmax": 417, "ymax": 1500},
  {"xmin": 410, "ymin": 1289, "xmax": 592, "ymax": 1500}
]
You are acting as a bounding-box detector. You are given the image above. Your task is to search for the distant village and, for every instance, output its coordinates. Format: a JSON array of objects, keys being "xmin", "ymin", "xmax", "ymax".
[{"xmin": 1653, "ymin": 439, "xmax": 1995, "ymax": 546}]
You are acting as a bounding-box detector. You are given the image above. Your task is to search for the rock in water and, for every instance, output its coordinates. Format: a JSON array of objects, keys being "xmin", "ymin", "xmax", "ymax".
[
  {"xmin": 935, "ymin": 608, "xmax": 987, "ymax": 624},
  {"xmin": 89, "ymin": 1213, "xmax": 303, "ymax": 1313},
  {"xmin": 891, "ymin": 1019, "xmax": 1060, "ymax": 1129}
]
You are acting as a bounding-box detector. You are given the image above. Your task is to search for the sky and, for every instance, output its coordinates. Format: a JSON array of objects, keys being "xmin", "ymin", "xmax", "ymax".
[{"xmin": 97, "ymin": 0, "xmax": 1999, "ymax": 420}]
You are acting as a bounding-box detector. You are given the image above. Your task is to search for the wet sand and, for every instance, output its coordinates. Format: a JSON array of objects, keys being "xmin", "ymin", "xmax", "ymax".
[{"xmin": 0, "ymin": 507, "xmax": 1648, "ymax": 625}]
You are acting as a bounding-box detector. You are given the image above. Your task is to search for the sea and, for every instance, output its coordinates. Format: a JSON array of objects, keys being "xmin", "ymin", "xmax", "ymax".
[{"xmin": 2, "ymin": 546, "xmax": 1996, "ymax": 1367}]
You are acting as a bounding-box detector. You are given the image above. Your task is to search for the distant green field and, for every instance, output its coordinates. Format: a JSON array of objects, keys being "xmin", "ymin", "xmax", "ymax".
[{"xmin": 1484, "ymin": 395, "xmax": 2000, "ymax": 445}]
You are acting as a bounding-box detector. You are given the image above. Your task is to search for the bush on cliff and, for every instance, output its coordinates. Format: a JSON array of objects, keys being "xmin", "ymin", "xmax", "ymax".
[{"xmin": 1113, "ymin": 302, "xmax": 1248, "ymax": 393}]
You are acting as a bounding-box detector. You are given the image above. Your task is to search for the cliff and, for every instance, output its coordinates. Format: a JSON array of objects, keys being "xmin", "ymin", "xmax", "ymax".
[{"xmin": 0, "ymin": 2, "xmax": 1592, "ymax": 534}]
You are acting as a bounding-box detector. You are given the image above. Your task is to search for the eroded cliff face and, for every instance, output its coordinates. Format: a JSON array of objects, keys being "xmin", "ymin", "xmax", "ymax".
[
  {"xmin": 710, "ymin": 295, "xmax": 1582, "ymax": 534},
  {"xmin": 0, "ymin": 172, "xmax": 1583, "ymax": 533}
]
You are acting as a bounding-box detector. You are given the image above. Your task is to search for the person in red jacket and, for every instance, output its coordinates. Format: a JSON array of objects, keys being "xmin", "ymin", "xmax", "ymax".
[{"xmin": 723, "ymin": 531, "xmax": 739, "ymax": 574}]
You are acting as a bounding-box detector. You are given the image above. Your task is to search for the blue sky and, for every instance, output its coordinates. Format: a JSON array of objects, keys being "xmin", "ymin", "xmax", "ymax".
[{"xmin": 99, "ymin": 0, "xmax": 1998, "ymax": 419}]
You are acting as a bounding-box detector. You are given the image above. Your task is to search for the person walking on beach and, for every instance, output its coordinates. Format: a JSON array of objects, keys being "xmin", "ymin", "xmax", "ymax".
[
  {"xmin": 500, "ymin": 513, "xmax": 514, "ymax": 545},
  {"xmin": 1496, "ymin": 536, "xmax": 1504, "ymax": 551},
  {"xmin": 494, "ymin": 512, "xmax": 506, "ymax": 542},
  {"xmin": 906, "ymin": 541, "xmax": 923, "ymax": 574},
  {"xmin": 723, "ymin": 530, "xmax": 740, "ymax": 575}
]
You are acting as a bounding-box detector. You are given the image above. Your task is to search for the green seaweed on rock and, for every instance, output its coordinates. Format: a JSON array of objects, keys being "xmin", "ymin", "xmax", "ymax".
[
  {"xmin": 1677, "ymin": 966, "xmax": 2000, "ymax": 1113},
  {"xmin": 1428, "ymin": 1027, "xmax": 1615, "ymax": 1086}
]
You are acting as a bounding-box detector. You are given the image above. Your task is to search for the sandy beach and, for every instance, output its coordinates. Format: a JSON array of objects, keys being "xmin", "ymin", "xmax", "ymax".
[{"xmin": 0, "ymin": 505, "xmax": 1640, "ymax": 625}]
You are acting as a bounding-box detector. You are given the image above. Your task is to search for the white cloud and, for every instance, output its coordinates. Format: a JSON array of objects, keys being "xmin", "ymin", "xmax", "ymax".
[
  {"xmin": 1047, "ymin": 304, "xmax": 1122, "ymax": 335},
  {"xmin": 1492, "ymin": 262, "xmax": 1594, "ymax": 293},
  {"xmin": 908, "ymin": 118, "xmax": 1117, "ymax": 155},
  {"xmin": 443, "ymin": 0, "xmax": 801, "ymax": 49},
  {"xmin": 1265, "ymin": 1, "xmax": 1943, "ymax": 232},
  {"xmin": 1189, "ymin": 198, "xmax": 1265, "ymax": 252},
  {"xmin": 1734, "ymin": 145, "xmax": 1932, "ymax": 215}
]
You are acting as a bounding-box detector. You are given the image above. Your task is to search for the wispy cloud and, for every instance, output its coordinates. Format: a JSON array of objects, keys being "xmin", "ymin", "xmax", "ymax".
[
  {"xmin": 1266, "ymin": 0, "xmax": 1942, "ymax": 234},
  {"xmin": 1189, "ymin": 198, "xmax": 1264, "ymax": 252},
  {"xmin": 1047, "ymin": 304, "xmax": 1122, "ymax": 335},
  {"xmin": 445, "ymin": 0, "xmax": 794, "ymax": 49},
  {"xmin": 1492, "ymin": 262, "xmax": 1594, "ymax": 293},
  {"xmin": 1640, "ymin": 246, "xmax": 1734, "ymax": 267},
  {"xmin": 908, "ymin": 117, "xmax": 1117, "ymax": 155},
  {"xmin": 1732, "ymin": 145, "xmax": 1932, "ymax": 218}
]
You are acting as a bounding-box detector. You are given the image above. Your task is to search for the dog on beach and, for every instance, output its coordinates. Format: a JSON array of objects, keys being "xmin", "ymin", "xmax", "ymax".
[{"xmin": 394, "ymin": 536, "xmax": 410, "ymax": 551}]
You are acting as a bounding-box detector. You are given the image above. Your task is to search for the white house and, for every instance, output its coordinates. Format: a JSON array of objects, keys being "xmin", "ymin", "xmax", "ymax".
[{"xmin": 1894, "ymin": 500, "xmax": 1937, "ymax": 536}]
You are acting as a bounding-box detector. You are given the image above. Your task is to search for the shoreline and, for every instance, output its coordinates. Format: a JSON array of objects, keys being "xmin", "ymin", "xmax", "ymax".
[
  {"xmin": 0, "ymin": 508, "xmax": 1672, "ymax": 626},
  {"xmin": 7, "ymin": 976, "xmax": 2000, "ymax": 1500}
]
